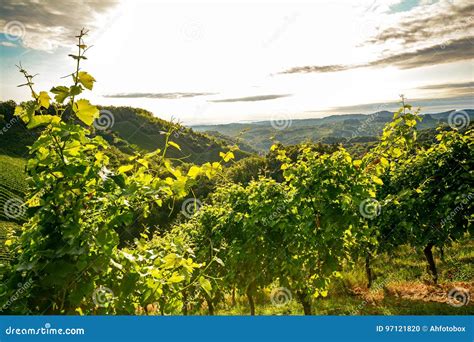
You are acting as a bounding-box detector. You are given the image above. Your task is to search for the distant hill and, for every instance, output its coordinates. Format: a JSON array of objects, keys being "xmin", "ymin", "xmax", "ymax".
[
  {"xmin": 0, "ymin": 101, "xmax": 253, "ymax": 164},
  {"xmin": 192, "ymin": 109, "xmax": 474, "ymax": 151}
]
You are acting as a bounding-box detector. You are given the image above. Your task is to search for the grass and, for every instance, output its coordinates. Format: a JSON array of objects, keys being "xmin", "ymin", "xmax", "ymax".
[
  {"xmin": 0, "ymin": 154, "xmax": 27, "ymax": 193},
  {"xmin": 201, "ymin": 238, "xmax": 474, "ymax": 315},
  {"xmin": 0, "ymin": 154, "xmax": 27, "ymax": 260},
  {"xmin": 0, "ymin": 154, "xmax": 27, "ymax": 222},
  {"xmin": 0, "ymin": 221, "xmax": 20, "ymax": 261}
]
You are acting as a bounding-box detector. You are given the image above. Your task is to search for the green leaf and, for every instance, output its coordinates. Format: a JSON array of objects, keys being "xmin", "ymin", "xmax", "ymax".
[
  {"xmin": 187, "ymin": 165, "xmax": 201, "ymax": 178},
  {"xmin": 137, "ymin": 158, "xmax": 149, "ymax": 168},
  {"xmin": 167, "ymin": 141, "xmax": 181, "ymax": 151},
  {"xmin": 14, "ymin": 106, "xmax": 29, "ymax": 124},
  {"xmin": 380, "ymin": 157, "xmax": 389, "ymax": 168},
  {"xmin": 38, "ymin": 91, "xmax": 50, "ymax": 108},
  {"xmin": 68, "ymin": 54, "xmax": 87, "ymax": 60},
  {"xmin": 199, "ymin": 276, "xmax": 212, "ymax": 296},
  {"xmin": 371, "ymin": 175, "xmax": 384, "ymax": 186},
  {"xmin": 77, "ymin": 71, "xmax": 96, "ymax": 90},
  {"xmin": 69, "ymin": 85, "xmax": 82, "ymax": 96},
  {"xmin": 50, "ymin": 86, "xmax": 70, "ymax": 103},
  {"xmin": 168, "ymin": 272, "xmax": 185, "ymax": 283},
  {"xmin": 73, "ymin": 99, "xmax": 99, "ymax": 126},
  {"xmin": 219, "ymin": 151, "xmax": 235, "ymax": 163},
  {"xmin": 117, "ymin": 165, "xmax": 134, "ymax": 174},
  {"xmin": 27, "ymin": 115, "xmax": 60, "ymax": 129},
  {"xmin": 392, "ymin": 147, "xmax": 402, "ymax": 158}
]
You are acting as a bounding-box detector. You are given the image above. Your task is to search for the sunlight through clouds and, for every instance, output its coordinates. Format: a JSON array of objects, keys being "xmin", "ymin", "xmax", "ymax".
[{"xmin": 1, "ymin": 0, "xmax": 472, "ymax": 124}]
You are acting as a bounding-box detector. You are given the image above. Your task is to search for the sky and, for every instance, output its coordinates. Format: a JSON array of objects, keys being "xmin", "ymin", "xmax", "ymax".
[{"xmin": 0, "ymin": 0, "xmax": 473, "ymax": 125}]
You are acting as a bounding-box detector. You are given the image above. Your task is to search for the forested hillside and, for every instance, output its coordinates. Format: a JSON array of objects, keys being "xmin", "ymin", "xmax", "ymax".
[
  {"xmin": 0, "ymin": 101, "xmax": 252, "ymax": 163},
  {"xmin": 194, "ymin": 110, "xmax": 474, "ymax": 151}
]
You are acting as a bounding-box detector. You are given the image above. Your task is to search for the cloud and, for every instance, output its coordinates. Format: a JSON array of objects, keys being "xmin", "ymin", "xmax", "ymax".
[
  {"xmin": 104, "ymin": 92, "xmax": 216, "ymax": 99},
  {"xmin": 417, "ymin": 81, "xmax": 474, "ymax": 90},
  {"xmin": 369, "ymin": 36, "xmax": 474, "ymax": 69},
  {"xmin": 209, "ymin": 94, "xmax": 291, "ymax": 103},
  {"xmin": 279, "ymin": 36, "xmax": 474, "ymax": 74},
  {"xmin": 0, "ymin": 41, "xmax": 17, "ymax": 47},
  {"xmin": 0, "ymin": 0, "xmax": 120, "ymax": 51},
  {"xmin": 279, "ymin": 64, "xmax": 352, "ymax": 74},
  {"xmin": 368, "ymin": 0, "xmax": 474, "ymax": 48},
  {"xmin": 320, "ymin": 94, "xmax": 474, "ymax": 114},
  {"xmin": 416, "ymin": 80, "xmax": 474, "ymax": 97},
  {"xmin": 280, "ymin": 0, "xmax": 474, "ymax": 74}
]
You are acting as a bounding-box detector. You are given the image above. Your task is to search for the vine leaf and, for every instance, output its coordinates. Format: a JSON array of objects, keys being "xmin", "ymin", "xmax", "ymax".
[
  {"xmin": 27, "ymin": 115, "xmax": 60, "ymax": 129},
  {"xmin": 371, "ymin": 175, "xmax": 384, "ymax": 186},
  {"xmin": 77, "ymin": 71, "xmax": 96, "ymax": 90},
  {"xmin": 187, "ymin": 165, "xmax": 201, "ymax": 178},
  {"xmin": 50, "ymin": 86, "xmax": 70, "ymax": 103},
  {"xmin": 38, "ymin": 91, "xmax": 51, "ymax": 108},
  {"xmin": 219, "ymin": 151, "xmax": 234, "ymax": 162},
  {"xmin": 198, "ymin": 276, "xmax": 212, "ymax": 296},
  {"xmin": 73, "ymin": 99, "xmax": 99, "ymax": 125},
  {"xmin": 167, "ymin": 141, "xmax": 181, "ymax": 151}
]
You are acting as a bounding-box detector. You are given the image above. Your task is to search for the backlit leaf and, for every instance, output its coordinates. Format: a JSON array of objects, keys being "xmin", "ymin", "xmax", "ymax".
[
  {"xmin": 77, "ymin": 71, "xmax": 96, "ymax": 90},
  {"xmin": 50, "ymin": 86, "xmax": 70, "ymax": 103},
  {"xmin": 27, "ymin": 115, "xmax": 60, "ymax": 129},
  {"xmin": 371, "ymin": 175, "xmax": 384, "ymax": 186},
  {"xmin": 73, "ymin": 99, "xmax": 99, "ymax": 126},
  {"xmin": 167, "ymin": 141, "xmax": 181, "ymax": 151},
  {"xmin": 199, "ymin": 276, "xmax": 212, "ymax": 296},
  {"xmin": 38, "ymin": 91, "xmax": 50, "ymax": 108}
]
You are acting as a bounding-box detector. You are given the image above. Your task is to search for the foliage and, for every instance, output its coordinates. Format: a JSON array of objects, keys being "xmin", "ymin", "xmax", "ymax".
[
  {"xmin": 275, "ymin": 145, "xmax": 377, "ymax": 310},
  {"xmin": 0, "ymin": 30, "xmax": 230, "ymax": 314},
  {"xmin": 377, "ymin": 127, "xmax": 473, "ymax": 250}
]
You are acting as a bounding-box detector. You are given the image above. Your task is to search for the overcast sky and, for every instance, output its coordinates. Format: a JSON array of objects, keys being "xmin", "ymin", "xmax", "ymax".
[{"xmin": 0, "ymin": 0, "xmax": 473, "ymax": 124}]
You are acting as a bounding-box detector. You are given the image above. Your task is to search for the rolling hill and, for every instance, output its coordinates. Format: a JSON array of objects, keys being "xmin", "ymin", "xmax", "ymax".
[
  {"xmin": 192, "ymin": 109, "xmax": 474, "ymax": 152},
  {"xmin": 0, "ymin": 101, "xmax": 253, "ymax": 163}
]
